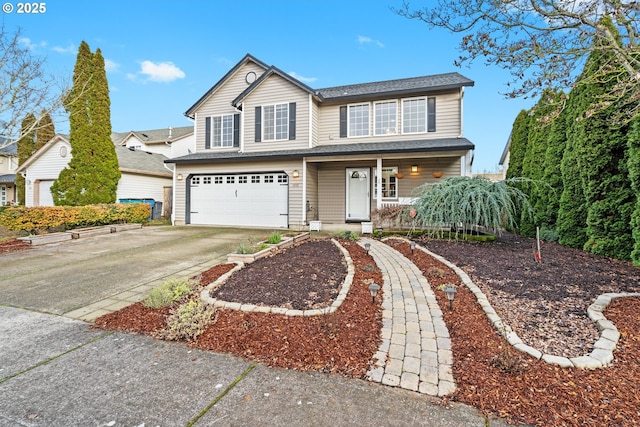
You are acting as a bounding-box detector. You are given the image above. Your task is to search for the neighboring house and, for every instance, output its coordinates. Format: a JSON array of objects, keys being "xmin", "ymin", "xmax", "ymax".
[
  {"xmin": 112, "ymin": 126, "xmax": 195, "ymax": 159},
  {"xmin": 167, "ymin": 54, "xmax": 475, "ymax": 229},
  {"xmin": 0, "ymin": 138, "xmax": 18, "ymax": 206},
  {"xmin": 16, "ymin": 134, "xmax": 172, "ymax": 208},
  {"xmin": 498, "ymin": 131, "xmax": 511, "ymax": 177}
]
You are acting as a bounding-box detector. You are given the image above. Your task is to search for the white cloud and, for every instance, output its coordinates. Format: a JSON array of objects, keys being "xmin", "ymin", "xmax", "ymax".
[
  {"xmin": 104, "ymin": 59, "xmax": 119, "ymax": 73},
  {"xmin": 138, "ymin": 60, "xmax": 185, "ymax": 83},
  {"xmin": 357, "ymin": 35, "xmax": 384, "ymax": 48},
  {"xmin": 288, "ymin": 71, "xmax": 317, "ymax": 84},
  {"xmin": 52, "ymin": 44, "xmax": 77, "ymax": 54},
  {"xmin": 19, "ymin": 37, "xmax": 47, "ymax": 51}
]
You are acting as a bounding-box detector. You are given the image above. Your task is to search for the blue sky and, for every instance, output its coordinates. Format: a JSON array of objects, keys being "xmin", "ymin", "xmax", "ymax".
[{"xmin": 3, "ymin": 0, "xmax": 534, "ymax": 172}]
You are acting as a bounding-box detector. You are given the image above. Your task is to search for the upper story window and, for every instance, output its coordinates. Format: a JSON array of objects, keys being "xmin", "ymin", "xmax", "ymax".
[
  {"xmin": 348, "ymin": 103, "xmax": 370, "ymax": 137},
  {"xmin": 212, "ymin": 114, "xmax": 234, "ymax": 147},
  {"xmin": 255, "ymin": 102, "xmax": 296, "ymax": 142},
  {"xmin": 374, "ymin": 101, "xmax": 397, "ymax": 135},
  {"xmin": 205, "ymin": 114, "xmax": 239, "ymax": 149},
  {"xmin": 402, "ymin": 97, "xmax": 436, "ymax": 134}
]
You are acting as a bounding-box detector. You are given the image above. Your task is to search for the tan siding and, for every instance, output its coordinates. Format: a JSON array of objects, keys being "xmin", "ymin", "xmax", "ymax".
[
  {"xmin": 305, "ymin": 163, "xmax": 319, "ymax": 221},
  {"xmin": 173, "ymin": 159, "xmax": 303, "ymax": 227},
  {"xmin": 243, "ymin": 75, "xmax": 310, "ymax": 152},
  {"xmin": 194, "ymin": 63, "xmax": 265, "ymax": 152},
  {"xmin": 317, "ymin": 91, "xmax": 461, "ymax": 146}
]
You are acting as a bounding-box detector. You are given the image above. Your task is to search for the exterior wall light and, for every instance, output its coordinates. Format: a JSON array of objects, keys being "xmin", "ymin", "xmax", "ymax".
[
  {"xmin": 292, "ymin": 170, "xmax": 300, "ymax": 178},
  {"xmin": 411, "ymin": 165, "xmax": 419, "ymax": 173},
  {"xmin": 177, "ymin": 174, "xmax": 183, "ymax": 181}
]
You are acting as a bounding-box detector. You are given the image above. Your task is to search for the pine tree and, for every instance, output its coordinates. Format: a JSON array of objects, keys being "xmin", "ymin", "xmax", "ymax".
[
  {"xmin": 51, "ymin": 42, "xmax": 120, "ymax": 206},
  {"xmin": 628, "ymin": 116, "xmax": 640, "ymax": 265},
  {"xmin": 16, "ymin": 114, "xmax": 36, "ymax": 205}
]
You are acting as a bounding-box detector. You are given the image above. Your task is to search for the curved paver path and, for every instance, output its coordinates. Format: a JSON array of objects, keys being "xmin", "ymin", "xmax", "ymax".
[{"xmin": 361, "ymin": 238, "xmax": 456, "ymax": 397}]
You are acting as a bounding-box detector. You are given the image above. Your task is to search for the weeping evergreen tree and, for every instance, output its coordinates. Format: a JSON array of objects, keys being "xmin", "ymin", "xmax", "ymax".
[
  {"xmin": 519, "ymin": 89, "xmax": 564, "ymax": 237},
  {"xmin": 411, "ymin": 176, "xmax": 532, "ymax": 236},
  {"xmin": 572, "ymin": 20, "xmax": 635, "ymax": 260},
  {"xmin": 16, "ymin": 113, "xmax": 36, "ymax": 205},
  {"xmin": 628, "ymin": 116, "xmax": 640, "ymax": 265},
  {"xmin": 51, "ymin": 42, "xmax": 120, "ymax": 206}
]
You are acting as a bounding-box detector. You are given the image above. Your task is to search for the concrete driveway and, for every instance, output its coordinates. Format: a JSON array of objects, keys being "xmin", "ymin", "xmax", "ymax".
[{"xmin": 0, "ymin": 226, "xmax": 264, "ymax": 316}]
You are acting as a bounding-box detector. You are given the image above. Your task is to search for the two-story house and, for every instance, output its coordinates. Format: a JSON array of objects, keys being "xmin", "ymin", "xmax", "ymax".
[
  {"xmin": 113, "ymin": 126, "xmax": 195, "ymax": 159},
  {"xmin": 0, "ymin": 138, "xmax": 18, "ymax": 206},
  {"xmin": 167, "ymin": 54, "xmax": 475, "ymax": 229}
]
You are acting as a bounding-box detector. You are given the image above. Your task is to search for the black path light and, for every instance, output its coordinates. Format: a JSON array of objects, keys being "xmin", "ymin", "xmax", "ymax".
[
  {"xmin": 368, "ymin": 283, "xmax": 380, "ymax": 303},
  {"xmin": 364, "ymin": 242, "xmax": 371, "ymax": 254},
  {"xmin": 410, "ymin": 241, "xmax": 416, "ymax": 254},
  {"xmin": 444, "ymin": 285, "xmax": 457, "ymax": 310}
]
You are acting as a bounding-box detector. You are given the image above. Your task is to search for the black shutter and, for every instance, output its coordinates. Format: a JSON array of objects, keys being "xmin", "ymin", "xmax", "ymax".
[
  {"xmin": 255, "ymin": 106, "xmax": 261, "ymax": 142},
  {"xmin": 288, "ymin": 102, "xmax": 296, "ymax": 140},
  {"xmin": 233, "ymin": 113, "xmax": 240, "ymax": 147},
  {"xmin": 427, "ymin": 97, "xmax": 436, "ymax": 132},
  {"xmin": 339, "ymin": 106, "xmax": 347, "ymax": 138},
  {"xmin": 205, "ymin": 116, "xmax": 211, "ymax": 149}
]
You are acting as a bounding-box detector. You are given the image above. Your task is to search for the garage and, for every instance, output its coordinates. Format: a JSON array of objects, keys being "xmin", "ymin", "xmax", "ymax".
[
  {"xmin": 36, "ymin": 180, "xmax": 55, "ymax": 207},
  {"xmin": 188, "ymin": 172, "xmax": 289, "ymax": 228}
]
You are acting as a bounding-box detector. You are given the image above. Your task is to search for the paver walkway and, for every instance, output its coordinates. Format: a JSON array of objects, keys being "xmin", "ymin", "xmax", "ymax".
[{"xmin": 361, "ymin": 237, "xmax": 456, "ymax": 397}]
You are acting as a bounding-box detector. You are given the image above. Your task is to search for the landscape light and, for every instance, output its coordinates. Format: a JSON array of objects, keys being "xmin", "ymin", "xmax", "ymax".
[
  {"xmin": 410, "ymin": 241, "xmax": 416, "ymax": 254},
  {"xmin": 364, "ymin": 242, "xmax": 371, "ymax": 254},
  {"xmin": 444, "ymin": 286, "xmax": 457, "ymax": 310},
  {"xmin": 368, "ymin": 283, "xmax": 380, "ymax": 303}
]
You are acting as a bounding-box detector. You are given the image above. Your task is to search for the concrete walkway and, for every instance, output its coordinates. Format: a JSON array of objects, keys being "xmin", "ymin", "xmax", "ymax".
[{"xmin": 361, "ymin": 238, "xmax": 456, "ymax": 397}]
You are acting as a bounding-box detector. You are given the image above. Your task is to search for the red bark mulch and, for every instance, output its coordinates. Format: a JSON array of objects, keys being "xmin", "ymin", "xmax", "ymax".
[{"xmin": 0, "ymin": 238, "xmax": 30, "ymax": 253}]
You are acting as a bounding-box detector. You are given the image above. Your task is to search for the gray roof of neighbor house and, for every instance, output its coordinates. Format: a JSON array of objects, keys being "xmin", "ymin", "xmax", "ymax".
[
  {"xmin": 0, "ymin": 138, "xmax": 16, "ymax": 155},
  {"xmin": 115, "ymin": 146, "xmax": 172, "ymax": 177},
  {"xmin": 166, "ymin": 137, "xmax": 474, "ymax": 164},
  {"xmin": 0, "ymin": 173, "xmax": 16, "ymax": 183},
  {"xmin": 112, "ymin": 126, "xmax": 193, "ymax": 145}
]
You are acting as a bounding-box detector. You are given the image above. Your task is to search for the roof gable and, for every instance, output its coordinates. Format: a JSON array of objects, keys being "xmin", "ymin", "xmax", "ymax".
[
  {"xmin": 184, "ymin": 54, "xmax": 269, "ymax": 118},
  {"xmin": 231, "ymin": 66, "xmax": 317, "ymax": 107},
  {"xmin": 16, "ymin": 134, "xmax": 70, "ymax": 173}
]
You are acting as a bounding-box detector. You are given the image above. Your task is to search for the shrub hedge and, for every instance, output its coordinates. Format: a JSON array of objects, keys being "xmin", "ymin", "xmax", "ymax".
[{"xmin": 0, "ymin": 203, "xmax": 150, "ymax": 234}]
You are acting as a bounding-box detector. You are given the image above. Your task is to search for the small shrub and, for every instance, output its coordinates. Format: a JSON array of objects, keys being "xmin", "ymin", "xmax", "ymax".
[
  {"xmin": 158, "ymin": 299, "xmax": 215, "ymax": 342},
  {"xmin": 335, "ymin": 230, "xmax": 359, "ymax": 241},
  {"xmin": 143, "ymin": 278, "xmax": 199, "ymax": 309},
  {"xmin": 267, "ymin": 231, "xmax": 282, "ymax": 244},
  {"xmin": 538, "ymin": 226, "xmax": 559, "ymax": 242},
  {"xmin": 235, "ymin": 241, "xmax": 270, "ymax": 254}
]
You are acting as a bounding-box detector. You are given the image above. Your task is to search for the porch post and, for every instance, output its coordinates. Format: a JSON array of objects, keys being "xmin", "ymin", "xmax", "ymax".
[
  {"xmin": 376, "ymin": 157, "xmax": 382, "ymax": 210},
  {"xmin": 302, "ymin": 158, "xmax": 307, "ymax": 224}
]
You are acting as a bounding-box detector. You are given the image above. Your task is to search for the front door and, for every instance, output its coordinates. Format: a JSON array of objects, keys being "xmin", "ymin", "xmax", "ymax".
[{"xmin": 346, "ymin": 168, "xmax": 370, "ymax": 221}]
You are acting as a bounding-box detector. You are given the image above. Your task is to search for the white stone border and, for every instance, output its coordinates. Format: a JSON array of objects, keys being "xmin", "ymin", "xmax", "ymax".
[
  {"xmin": 387, "ymin": 237, "xmax": 640, "ymax": 369},
  {"xmin": 201, "ymin": 239, "xmax": 355, "ymax": 316}
]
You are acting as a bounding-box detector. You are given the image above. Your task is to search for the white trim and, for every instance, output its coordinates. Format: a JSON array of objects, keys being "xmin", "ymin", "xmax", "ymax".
[
  {"xmin": 401, "ymin": 96, "xmax": 428, "ymax": 135},
  {"xmin": 308, "ymin": 94, "xmax": 313, "ymax": 148},
  {"xmin": 261, "ymin": 102, "xmax": 290, "ymax": 142},
  {"xmin": 240, "ymin": 102, "xmax": 245, "ymax": 153},
  {"xmin": 376, "ymin": 158, "xmax": 382, "ymax": 210},
  {"xmin": 459, "ymin": 87, "xmax": 465, "ymax": 137},
  {"xmin": 302, "ymin": 158, "xmax": 307, "ymax": 223},
  {"xmin": 345, "ymin": 168, "xmax": 371, "ymax": 221}
]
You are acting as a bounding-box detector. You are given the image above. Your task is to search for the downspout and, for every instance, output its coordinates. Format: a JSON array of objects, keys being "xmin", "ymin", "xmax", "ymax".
[
  {"xmin": 376, "ymin": 157, "xmax": 382, "ymax": 211},
  {"xmin": 302, "ymin": 158, "xmax": 307, "ymax": 224},
  {"xmin": 236, "ymin": 103, "xmax": 244, "ymax": 153}
]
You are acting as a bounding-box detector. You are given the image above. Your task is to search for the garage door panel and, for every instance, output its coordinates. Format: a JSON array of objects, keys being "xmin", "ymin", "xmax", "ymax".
[{"xmin": 189, "ymin": 173, "xmax": 288, "ymax": 228}]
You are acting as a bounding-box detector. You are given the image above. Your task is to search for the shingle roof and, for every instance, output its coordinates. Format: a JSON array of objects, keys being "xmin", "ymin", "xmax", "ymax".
[
  {"xmin": 0, "ymin": 174, "xmax": 16, "ymax": 183},
  {"xmin": 115, "ymin": 146, "xmax": 172, "ymax": 177},
  {"xmin": 0, "ymin": 138, "xmax": 17, "ymax": 155},
  {"xmin": 166, "ymin": 138, "xmax": 474, "ymax": 164},
  {"xmin": 317, "ymin": 73, "xmax": 474, "ymax": 101},
  {"xmin": 112, "ymin": 126, "xmax": 193, "ymax": 145}
]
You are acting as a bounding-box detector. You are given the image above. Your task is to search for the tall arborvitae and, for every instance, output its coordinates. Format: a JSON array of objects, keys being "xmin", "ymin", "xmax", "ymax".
[
  {"xmin": 16, "ymin": 113, "xmax": 36, "ymax": 205},
  {"xmin": 51, "ymin": 42, "xmax": 120, "ymax": 205},
  {"xmin": 538, "ymin": 93, "xmax": 569, "ymax": 235},
  {"xmin": 572, "ymin": 20, "xmax": 635, "ymax": 260},
  {"xmin": 557, "ymin": 83, "xmax": 589, "ymax": 249},
  {"xmin": 628, "ymin": 116, "xmax": 640, "ymax": 265},
  {"xmin": 36, "ymin": 111, "xmax": 55, "ymax": 150},
  {"xmin": 519, "ymin": 89, "xmax": 564, "ymax": 237},
  {"xmin": 505, "ymin": 110, "xmax": 531, "ymax": 180}
]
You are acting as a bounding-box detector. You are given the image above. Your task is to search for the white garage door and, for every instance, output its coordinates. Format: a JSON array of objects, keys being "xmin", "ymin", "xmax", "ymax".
[
  {"xmin": 38, "ymin": 180, "xmax": 55, "ymax": 207},
  {"xmin": 189, "ymin": 173, "xmax": 288, "ymax": 228}
]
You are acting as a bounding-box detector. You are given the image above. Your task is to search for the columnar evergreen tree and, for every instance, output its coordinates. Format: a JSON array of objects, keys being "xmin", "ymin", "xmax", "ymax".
[
  {"xmin": 628, "ymin": 116, "xmax": 640, "ymax": 265},
  {"xmin": 16, "ymin": 114, "xmax": 36, "ymax": 205},
  {"xmin": 572, "ymin": 22, "xmax": 635, "ymax": 260},
  {"xmin": 36, "ymin": 111, "xmax": 55, "ymax": 150},
  {"xmin": 505, "ymin": 110, "xmax": 530, "ymax": 180},
  {"xmin": 51, "ymin": 42, "xmax": 120, "ymax": 206},
  {"xmin": 519, "ymin": 89, "xmax": 564, "ymax": 237}
]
